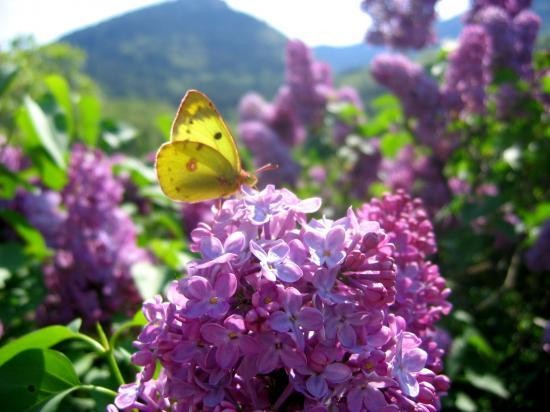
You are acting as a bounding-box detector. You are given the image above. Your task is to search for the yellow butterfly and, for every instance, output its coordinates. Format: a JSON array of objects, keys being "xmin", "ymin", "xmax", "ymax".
[{"xmin": 155, "ymin": 90, "xmax": 257, "ymax": 203}]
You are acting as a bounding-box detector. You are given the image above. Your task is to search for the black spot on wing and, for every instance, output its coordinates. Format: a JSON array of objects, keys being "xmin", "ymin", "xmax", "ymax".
[{"xmin": 214, "ymin": 132, "xmax": 222, "ymax": 140}]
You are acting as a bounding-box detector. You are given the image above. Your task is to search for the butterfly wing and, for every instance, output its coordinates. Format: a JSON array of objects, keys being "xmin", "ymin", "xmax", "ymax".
[
  {"xmin": 171, "ymin": 90, "xmax": 241, "ymax": 172},
  {"xmin": 155, "ymin": 140, "xmax": 240, "ymax": 203}
]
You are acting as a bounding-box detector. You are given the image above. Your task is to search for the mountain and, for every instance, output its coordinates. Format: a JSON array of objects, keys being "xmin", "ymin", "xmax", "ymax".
[
  {"xmin": 314, "ymin": 1, "xmax": 549, "ymax": 74},
  {"xmin": 61, "ymin": 0, "xmax": 287, "ymax": 113}
]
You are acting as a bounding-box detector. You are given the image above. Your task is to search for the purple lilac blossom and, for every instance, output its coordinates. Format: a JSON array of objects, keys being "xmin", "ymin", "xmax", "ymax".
[
  {"xmin": 381, "ymin": 145, "xmax": 451, "ymax": 215},
  {"xmin": 467, "ymin": 0, "xmax": 532, "ymax": 20},
  {"xmin": 358, "ymin": 190, "xmax": 452, "ymax": 336},
  {"xmin": 474, "ymin": 5, "xmax": 540, "ymax": 81},
  {"xmin": 181, "ymin": 200, "xmax": 216, "ymax": 236},
  {"xmin": 443, "ymin": 25, "xmax": 491, "ymax": 115},
  {"xmin": 284, "ymin": 40, "xmax": 329, "ymax": 128},
  {"xmin": 238, "ymin": 121, "xmax": 300, "ymax": 187},
  {"xmin": 525, "ymin": 219, "xmax": 550, "ymax": 272},
  {"xmin": 362, "ymin": 0, "xmax": 440, "ymax": 49},
  {"xmin": 370, "ymin": 54, "xmax": 455, "ymax": 160},
  {"xmin": 0, "ymin": 140, "xmax": 29, "ymax": 172},
  {"xmin": 341, "ymin": 138, "xmax": 382, "ymax": 200},
  {"xmin": 238, "ymin": 40, "xmax": 365, "ymax": 190},
  {"xmin": 34, "ymin": 144, "xmax": 149, "ymax": 326},
  {"xmin": 512, "ymin": 10, "xmax": 541, "ymax": 79},
  {"xmin": 113, "ymin": 185, "xmax": 451, "ymax": 411}
]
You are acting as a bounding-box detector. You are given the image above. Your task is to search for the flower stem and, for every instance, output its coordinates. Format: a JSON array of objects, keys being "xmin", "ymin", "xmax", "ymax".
[
  {"xmin": 96, "ymin": 322, "xmax": 125, "ymax": 386},
  {"xmin": 80, "ymin": 384, "xmax": 118, "ymax": 398},
  {"xmin": 273, "ymin": 382, "xmax": 294, "ymax": 410}
]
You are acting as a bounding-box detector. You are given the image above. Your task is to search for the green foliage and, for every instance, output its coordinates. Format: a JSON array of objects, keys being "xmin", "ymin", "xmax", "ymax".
[
  {"xmin": 0, "ymin": 348, "xmax": 81, "ymax": 411},
  {"xmin": 0, "ymin": 326, "xmax": 79, "ymax": 366}
]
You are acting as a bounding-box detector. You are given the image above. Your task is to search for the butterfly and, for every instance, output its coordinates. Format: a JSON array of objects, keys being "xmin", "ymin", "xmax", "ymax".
[{"xmin": 155, "ymin": 90, "xmax": 257, "ymax": 203}]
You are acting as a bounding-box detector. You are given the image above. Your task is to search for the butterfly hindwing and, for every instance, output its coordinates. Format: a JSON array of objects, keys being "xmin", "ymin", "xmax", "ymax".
[
  {"xmin": 155, "ymin": 140, "xmax": 240, "ymax": 203},
  {"xmin": 170, "ymin": 90, "xmax": 241, "ymax": 171}
]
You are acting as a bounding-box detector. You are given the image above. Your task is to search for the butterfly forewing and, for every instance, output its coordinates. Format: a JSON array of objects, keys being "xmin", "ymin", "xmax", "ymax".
[
  {"xmin": 170, "ymin": 90, "xmax": 241, "ymax": 171},
  {"xmin": 155, "ymin": 140, "xmax": 240, "ymax": 203}
]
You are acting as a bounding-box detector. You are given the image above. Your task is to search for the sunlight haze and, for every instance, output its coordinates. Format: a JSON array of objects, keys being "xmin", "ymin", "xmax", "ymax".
[{"xmin": 0, "ymin": 0, "xmax": 469, "ymax": 47}]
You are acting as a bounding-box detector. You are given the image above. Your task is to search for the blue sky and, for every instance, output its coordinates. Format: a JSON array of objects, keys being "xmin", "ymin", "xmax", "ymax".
[{"xmin": 0, "ymin": 0, "xmax": 469, "ymax": 47}]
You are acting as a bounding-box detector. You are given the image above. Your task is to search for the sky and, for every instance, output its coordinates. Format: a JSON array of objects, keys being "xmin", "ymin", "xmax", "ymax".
[{"xmin": 0, "ymin": 0, "xmax": 470, "ymax": 48}]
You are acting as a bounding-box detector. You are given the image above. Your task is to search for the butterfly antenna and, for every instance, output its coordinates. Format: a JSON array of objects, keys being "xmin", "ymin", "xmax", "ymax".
[{"xmin": 255, "ymin": 163, "xmax": 279, "ymax": 175}]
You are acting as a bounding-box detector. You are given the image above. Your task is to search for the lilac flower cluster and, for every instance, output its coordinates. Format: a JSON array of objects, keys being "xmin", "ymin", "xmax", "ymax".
[
  {"xmin": 181, "ymin": 200, "xmax": 216, "ymax": 236},
  {"xmin": 358, "ymin": 190, "xmax": 452, "ymax": 336},
  {"xmin": 113, "ymin": 185, "xmax": 451, "ymax": 411},
  {"xmin": 282, "ymin": 40, "xmax": 332, "ymax": 129},
  {"xmin": 36, "ymin": 144, "xmax": 150, "ymax": 326},
  {"xmin": 343, "ymin": 137, "xmax": 382, "ymax": 200},
  {"xmin": 466, "ymin": 0, "xmax": 532, "ymax": 20},
  {"xmin": 473, "ymin": 5, "xmax": 541, "ymax": 80},
  {"xmin": 0, "ymin": 139, "xmax": 29, "ymax": 172},
  {"xmin": 239, "ymin": 40, "xmax": 364, "ymax": 188},
  {"xmin": 380, "ymin": 145, "xmax": 451, "ymax": 215},
  {"xmin": 361, "ymin": 0, "xmax": 440, "ymax": 49},
  {"xmin": 370, "ymin": 54, "xmax": 455, "ymax": 160},
  {"xmin": 5, "ymin": 144, "xmax": 149, "ymax": 326},
  {"xmin": 443, "ymin": 25, "xmax": 491, "ymax": 116}
]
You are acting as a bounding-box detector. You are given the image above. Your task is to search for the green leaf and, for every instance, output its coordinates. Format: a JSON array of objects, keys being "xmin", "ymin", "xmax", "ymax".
[
  {"xmin": 542, "ymin": 75, "xmax": 550, "ymax": 95},
  {"xmin": 17, "ymin": 96, "xmax": 67, "ymax": 169},
  {"xmin": 327, "ymin": 101, "xmax": 361, "ymax": 122},
  {"xmin": 35, "ymin": 386, "xmax": 80, "ymax": 412},
  {"xmin": 32, "ymin": 151, "xmax": 68, "ymax": 190},
  {"xmin": 0, "ymin": 326, "xmax": 78, "ymax": 366},
  {"xmin": 372, "ymin": 94, "xmax": 400, "ymax": 110},
  {"xmin": 493, "ymin": 68, "xmax": 519, "ymax": 85},
  {"xmin": 465, "ymin": 331, "xmax": 495, "ymax": 358},
  {"xmin": 369, "ymin": 182, "xmax": 390, "ymax": 198},
  {"xmin": 77, "ymin": 94, "xmax": 101, "ymax": 146},
  {"xmin": 0, "ymin": 242, "xmax": 27, "ymax": 273},
  {"xmin": 0, "ymin": 348, "xmax": 80, "ymax": 411},
  {"xmin": 523, "ymin": 202, "xmax": 550, "ymax": 229},
  {"xmin": 359, "ymin": 106, "xmax": 402, "ymax": 137},
  {"xmin": 0, "ymin": 164, "xmax": 32, "ymax": 199},
  {"xmin": 150, "ymin": 238, "xmax": 187, "ymax": 270},
  {"xmin": 113, "ymin": 157, "xmax": 156, "ymax": 187},
  {"xmin": 0, "ymin": 210, "xmax": 50, "ymax": 259},
  {"xmin": 132, "ymin": 309, "xmax": 147, "ymax": 326},
  {"xmin": 155, "ymin": 113, "xmax": 173, "ymax": 140},
  {"xmin": 0, "ymin": 64, "xmax": 19, "ymax": 96},
  {"xmin": 131, "ymin": 261, "xmax": 166, "ymax": 299},
  {"xmin": 455, "ymin": 392, "xmax": 477, "ymax": 412},
  {"xmin": 464, "ymin": 370, "xmax": 510, "ymax": 398},
  {"xmin": 101, "ymin": 120, "xmax": 136, "ymax": 149},
  {"xmin": 44, "ymin": 74, "xmax": 74, "ymax": 137},
  {"xmin": 380, "ymin": 132, "xmax": 412, "ymax": 158}
]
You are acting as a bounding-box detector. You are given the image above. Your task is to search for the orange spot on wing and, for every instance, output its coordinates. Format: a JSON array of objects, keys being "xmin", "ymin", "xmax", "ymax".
[{"xmin": 186, "ymin": 158, "xmax": 198, "ymax": 172}]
